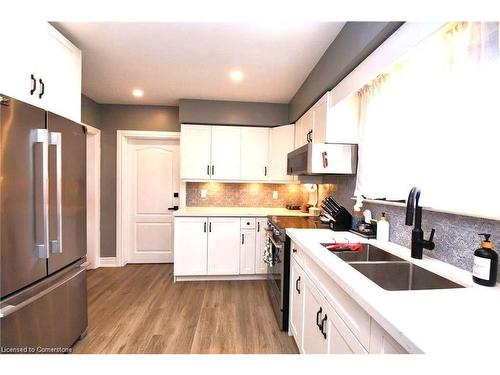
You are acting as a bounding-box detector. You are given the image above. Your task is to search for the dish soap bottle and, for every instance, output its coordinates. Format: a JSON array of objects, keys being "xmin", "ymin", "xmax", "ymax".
[
  {"xmin": 472, "ymin": 233, "xmax": 498, "ymax": 286},
  {"xmin": 376, "ymin": 212, "xmax": 390, "ymax": 242}
]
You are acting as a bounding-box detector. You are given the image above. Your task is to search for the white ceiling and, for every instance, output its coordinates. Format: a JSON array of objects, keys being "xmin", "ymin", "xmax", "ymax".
[{"xmin": 54, "ymin": 22, "xmax": 344, "ymax": 106}]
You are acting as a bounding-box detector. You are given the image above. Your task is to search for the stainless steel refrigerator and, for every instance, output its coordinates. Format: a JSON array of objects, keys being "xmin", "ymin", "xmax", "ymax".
[{"xmin": 0, "ymin": 95, "xmax": 87, "ymax": 353}]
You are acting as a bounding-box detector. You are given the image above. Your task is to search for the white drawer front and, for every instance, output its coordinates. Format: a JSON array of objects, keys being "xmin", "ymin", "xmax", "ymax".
[{"xmin": 240, "ymin": 217, "xmax": 256, "ymax": 229}]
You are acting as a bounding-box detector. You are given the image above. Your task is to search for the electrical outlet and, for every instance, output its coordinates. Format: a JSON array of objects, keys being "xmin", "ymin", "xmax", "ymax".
[
  {"xmin": 201, "ymin": 189, "xmax": 207, "ymax": 198},
  {"xmin": 272, "ymin": 191, "xmax": 278, "ymax": 199}
]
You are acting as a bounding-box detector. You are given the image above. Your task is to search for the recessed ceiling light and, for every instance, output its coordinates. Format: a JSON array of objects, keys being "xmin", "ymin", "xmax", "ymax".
[
  {"xmin": 229, "ymin": 70, "xmax": 243, "ymax": 82},
  {"xmin": 132, "ymin": 89, "xmax": 144, "ymax": 97}
]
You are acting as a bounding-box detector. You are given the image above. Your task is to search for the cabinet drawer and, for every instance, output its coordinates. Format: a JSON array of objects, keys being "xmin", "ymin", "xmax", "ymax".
[
  {"xmin": 303, "ymin": 252, "xmax": 371, "ymax": 349},
  {"xmin": 291, "ymin": 241, "xmax": 305, "ymax": 266},
  {"xmin": 240, "ymin": 218, "xmax": 256, "ymax": 229}
]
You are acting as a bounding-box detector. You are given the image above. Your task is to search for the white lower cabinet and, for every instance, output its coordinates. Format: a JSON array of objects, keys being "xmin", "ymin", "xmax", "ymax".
[
  {"xmin": 174, "ymin": 217, "xmax": 208, "ymax": 275},
  {"xmin": 207, "ymin": 217, "xmax": 241, "ymax": 275},
  {"xmin": 240, "ymin": 228, "xmax": 256, "ymax": 275},
  {"xmin": 290, "ymin": 260, "xmax": 305, "ymax": 350},
  {"xmin": 290, "ymin": 245, "xmax": 406, "ymax": 354},
  {"xmin": 255, "ymin": 218, "xmax": 269, "ymax": 274},
  {"xmin": 369, "ymin": 320, "xmax": 408, "ymax": 354}
]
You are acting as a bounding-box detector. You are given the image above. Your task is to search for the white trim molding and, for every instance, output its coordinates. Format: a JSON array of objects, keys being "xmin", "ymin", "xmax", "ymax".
[
  {"xmin": 85, "ymin": 124, "xmax": 101, "ymax": 270},
  {"xmin": 99, "ymin": 257, "xmax": 119, "ymax": 267},
  {"xmin": 116, "ymin": 130, "xmax": 181, "ymax": 267}
]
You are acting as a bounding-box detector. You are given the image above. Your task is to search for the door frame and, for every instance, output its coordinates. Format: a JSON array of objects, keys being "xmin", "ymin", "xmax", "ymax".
[
  {"xmin": 85, "ymin": 124, "xmax": 101, "ymax": 269},
  {"xmin": 116, "ymin": 130, "xmax": 181, "ymax": 266}
]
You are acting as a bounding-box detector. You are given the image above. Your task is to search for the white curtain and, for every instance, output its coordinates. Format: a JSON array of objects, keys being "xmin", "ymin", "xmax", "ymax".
[{"xmin": 354, "ymin": 22, "xmax": 500, "ymax": 218}]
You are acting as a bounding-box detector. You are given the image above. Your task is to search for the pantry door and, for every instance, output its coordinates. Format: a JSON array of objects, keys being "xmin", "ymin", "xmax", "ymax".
[{"xmin": 125, "ymin": 136, "xmax": 180, "ymax": 263}]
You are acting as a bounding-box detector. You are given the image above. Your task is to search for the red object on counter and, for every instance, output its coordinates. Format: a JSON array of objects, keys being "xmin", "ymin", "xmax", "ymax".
[{"xmin": 324, "ymin": 243, "xmax": 363, "ymax": 252}]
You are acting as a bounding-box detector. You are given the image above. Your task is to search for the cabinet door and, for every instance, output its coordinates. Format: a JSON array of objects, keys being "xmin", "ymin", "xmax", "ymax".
[
  {"xmin": 174, "ymin": 217, "xmax": 208, "ymax": 275},
  {"xmin": 269, "ymin": 124, "xmax": 294, "ymax": 182},
  {"xmin": 301, "ymin": 110, "xmax": 314, "ymax": 145},
  {"xmin": 210, "ymin": 126, "xmax": 241, "ymax": 180},
  {"xmin": 369, "ymin": 320, "xmax": 407, "ymax": 354},
  {"xmin": 0, "ymin": 20, "xmax": 46, "ymax": 106},
  {"xmin": 294, "ymin": 118, "xmax": 303, "ymax": 148},
  {"xmin": 302, "ymin": 276, "xmax": 328, "ymax": 354},
  {"xmin": 180, "ymin": 125, "xmax": 212, "ymax": 180},
  {"xmin": 240, "ymin": 127, "xmax": 269, "ymax": 181},
  {"xmin": 43, "ymin": 24, "xmax": 82, "ymax": 122},
  {"xmin": 254, "ymin": 218, "xmax": 269, "ymax": 274},
  {"xmin": 328, "ymin": 93, "xmax": 359, "ymax": 144},
  {"xmin": 311, "ymin": 92, "xmax": 329, "ymax": 143},
  {"xmin": 207, "ymin": 217, "xmax": 240, "ymax": 275},
  {"xmin": 290, "ymin": 258, "xmax": 305, "ymax": 350},
  {"xmin": 239, "ymin": 229, "xmax": 256, "ymax": 275}
]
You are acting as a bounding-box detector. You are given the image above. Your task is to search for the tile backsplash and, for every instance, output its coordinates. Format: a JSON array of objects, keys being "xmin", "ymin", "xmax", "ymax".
[{"xmin": 186, "ymin": 182, "xmax": 308, "ymax": 207}]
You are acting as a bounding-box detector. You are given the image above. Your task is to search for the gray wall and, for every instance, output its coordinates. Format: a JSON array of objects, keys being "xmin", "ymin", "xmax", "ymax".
[
  {"xmin": 82, "ymin": 95, "xmax": 180, "ymax": 257},
  {"xmin": 81, "ymin": 95, "xmax": 101, "ymax": 128},
  {"xmin": 289, "ymin": 22, "xmax": 403, "ymax": 122},
  {"xmin": 179, "ymin": 99, "xmax": 289, "ymax": 127}
]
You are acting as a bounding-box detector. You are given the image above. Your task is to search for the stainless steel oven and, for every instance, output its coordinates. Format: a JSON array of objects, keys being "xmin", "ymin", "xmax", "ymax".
[{"xmin": 265, "ymin": 220, "xmax": 290, "ymax": 331}]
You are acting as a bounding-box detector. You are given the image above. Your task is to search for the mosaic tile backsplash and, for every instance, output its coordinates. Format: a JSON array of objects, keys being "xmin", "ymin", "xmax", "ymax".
[
  {"xmin": 186, "ymin": 182, "xmax": 309, "ymax": 208},
  {"xmin": 361, "ymin": 202, "xmax": 500, "ymax": 279}
]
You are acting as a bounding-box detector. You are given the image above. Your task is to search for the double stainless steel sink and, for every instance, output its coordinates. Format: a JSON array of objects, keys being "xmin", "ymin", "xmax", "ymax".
[{"xmin": 321, "ymin": 243, "xmax": 464, "ymax": 291}]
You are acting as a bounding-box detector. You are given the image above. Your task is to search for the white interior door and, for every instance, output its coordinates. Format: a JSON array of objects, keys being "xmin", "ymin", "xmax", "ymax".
[{"xmin": 126, "ymin": 138, "xmax": 180, "ymax": 263}]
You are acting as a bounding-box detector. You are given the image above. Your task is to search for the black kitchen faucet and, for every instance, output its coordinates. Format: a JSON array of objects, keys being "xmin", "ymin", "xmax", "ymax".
[{"xmin": 405, "ymin": 187, "xmax": 435, "ymax": 259}]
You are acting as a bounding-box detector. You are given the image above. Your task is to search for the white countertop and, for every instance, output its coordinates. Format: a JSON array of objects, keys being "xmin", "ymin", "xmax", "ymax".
[
  {"xmin": 286, "ymin": 228, "xmax": 500, "ymax": 354},
  {"xmin": 174, "ymin": 206, "xmax": 311, "ymax": 217}
]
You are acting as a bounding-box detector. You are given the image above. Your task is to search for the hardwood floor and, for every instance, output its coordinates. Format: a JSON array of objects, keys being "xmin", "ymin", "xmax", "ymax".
[{"xmin": 73, "ymin": 264, "xmax": 298, "ymax": 354}]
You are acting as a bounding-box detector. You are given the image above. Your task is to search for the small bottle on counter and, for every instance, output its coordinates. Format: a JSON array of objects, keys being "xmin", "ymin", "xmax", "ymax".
[
  {"xmin": 376, "ymin": 212, "xmax": 390, "ymax": 242},
  {"xmin": 472, "ymin": 233, "xmax": 498, "ymax": 287}
]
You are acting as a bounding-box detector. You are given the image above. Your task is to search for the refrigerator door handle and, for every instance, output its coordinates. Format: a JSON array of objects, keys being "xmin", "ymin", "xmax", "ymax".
[
  {"xmin": 0, "ymin": 262, "xmax": 88, "ymax": 319},
  {"xmin": 49, "ymin": 132, "xmax": 63, "ymax": 253},
  {"xmin": 33, "ymin": 129, "xmax": 50, "ymax": 259}
]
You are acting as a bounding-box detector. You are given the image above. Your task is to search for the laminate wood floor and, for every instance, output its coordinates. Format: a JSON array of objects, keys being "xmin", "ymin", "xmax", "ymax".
[{"xmin": 72, "ymin": 264, "xmax": 298, "ymax": 354}]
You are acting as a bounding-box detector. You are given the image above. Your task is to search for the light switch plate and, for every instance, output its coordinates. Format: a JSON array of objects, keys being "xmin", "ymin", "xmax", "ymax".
[
  {"xmin": 272, "ymin": 191, "xmax": 278, "ymax": 199},
  {"xmin": 201, "ymin": 189, "xmax": 207, "ymax": 198}
]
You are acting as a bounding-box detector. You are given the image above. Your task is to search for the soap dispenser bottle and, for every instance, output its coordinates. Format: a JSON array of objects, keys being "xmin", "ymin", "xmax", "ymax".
[
  {"xmin": 376, "ymin": 212, "xmax": 390, "ymax": 242},
  {"xmin": 472, "ymin": 233, "xmax": 498, "ymax": 286}
]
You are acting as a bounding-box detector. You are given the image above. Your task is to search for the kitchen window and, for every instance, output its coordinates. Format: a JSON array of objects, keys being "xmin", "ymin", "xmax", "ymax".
[{"xmin": 351, "ymin": 22, "xmax": 500, "ymax": 218}]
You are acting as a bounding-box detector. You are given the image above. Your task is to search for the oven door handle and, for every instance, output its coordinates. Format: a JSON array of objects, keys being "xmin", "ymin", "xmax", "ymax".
[{"xmin": 268, "ymin": 234, "xmax": 282, "ymax": 249}]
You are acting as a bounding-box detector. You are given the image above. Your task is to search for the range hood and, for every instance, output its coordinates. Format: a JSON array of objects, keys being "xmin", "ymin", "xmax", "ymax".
[{"xmin": 287, "ymin": 143, "xmax": 357, "ymax": 176}]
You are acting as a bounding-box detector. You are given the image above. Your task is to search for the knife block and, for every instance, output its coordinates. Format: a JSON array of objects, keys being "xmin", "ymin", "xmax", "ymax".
[{"xmin": 328, "ymin": 207, "xmax": 352, "ymax": 231}]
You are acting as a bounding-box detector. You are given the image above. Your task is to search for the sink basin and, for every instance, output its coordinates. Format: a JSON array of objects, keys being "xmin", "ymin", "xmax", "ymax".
[
  {"xmin": 349, "ymin": 262, "xmax": 465, "ymax": 291},
  {"xmin": 321, "ymin": 243, "xmax": 405, "ymax": 263}
]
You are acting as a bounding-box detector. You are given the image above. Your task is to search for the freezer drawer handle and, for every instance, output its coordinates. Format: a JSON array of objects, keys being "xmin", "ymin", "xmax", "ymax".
[
  {"xmin": 49, "ymin": 132, "xmax": 63, "ymax": 253},
  {"xmin": 33, "ymin": 129, "xmax": 50, "ymax": 259},
  {"xmin": 0, "ymin": 263, "xmax": 88, "ymax": 319}
]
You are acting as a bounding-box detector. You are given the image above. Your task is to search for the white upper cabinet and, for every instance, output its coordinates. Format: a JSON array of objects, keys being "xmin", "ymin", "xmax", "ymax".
[
  {"xmin": 180, "ymin": 124, "xmax": 294, "ymax": 183},
  {"xmin": 43, "ymin": 24, "xmax": 82, "ymax": 122},
  {"xmin": 180, "ymin": 125, "xmax": 212, "ymax": 180},
  {"xmin": 311, "ymin": 92, "xmax": 329, "ymax": 143},
  {"xmin": 269, "ymin": 124, "xmax": 294, "ymax": 182},
  {"xmin": 210, "ymin": 126, "xmax": 241, "ymax": 180},
  {"xmin": 294, "ymin": 117, "xmax": 306, "ymax": 148},
  {"xmin": 240, "ymin": 127, "xmax": 269, "ymax": 181},
  {"xmin": 327, "ymin": 92, "xmax": 359, "ymax": 144},
  {"xmin": 0, "ymin": 21, "xmax": 81, "ymax": 121}
]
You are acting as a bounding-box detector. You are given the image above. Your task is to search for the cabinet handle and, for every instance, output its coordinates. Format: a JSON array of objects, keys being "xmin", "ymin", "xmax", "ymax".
[
  {"xmin": 316, "ymin": 307, "xmax": 323, "ymax": 329},
  {"xmin": 321, "ymin": 315, "xmax": 328, "ymax": 339},
  {"xmin": 242, "ymin": 233, "xmax": 245, "ymax": 245},
  {"xmin": 209, "ymin": 222, "xmax": 212, "ymax": 232},
  {"xmin": 207, "ymin": 165, "xmax": 210, "ymax": 175},
  {"xmin": 292, "ymin": 247, "xmax": 297, "ymax": 253},
  {"xmin": 309, "ymin": 130, "xmax": 313, "ymax": 142},
  {"xmin": 295, "ymin": 276, "xmax": 301, "ymax": 294},
  {"xmin": 264, "ymin": 166, "xmax": 267, "ymax": 176},
  {"xmin": 204, "ymin": 222, "xmax": 207, "ymax": 232},
  {"xmin": 30, "ymin": 74, "xmax": 37, "ymax": 95},
  {"xmin": 257, "ymin": 222, "xmax": 260, "ymax": 232},
  {"xmin": 211, "ymin": 165, "xmax": 215, "ymax": 175},
  {"xmin": 38, "ymin": 78, "xmax": 45, "ymax": 99}
]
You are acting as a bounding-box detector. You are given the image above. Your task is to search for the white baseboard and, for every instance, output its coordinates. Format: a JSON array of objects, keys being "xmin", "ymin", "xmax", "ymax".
[
  {"xmin": 174, "ymin": 274, "xmax": 268, "ymax": 282},
  {"xmin": 99, "ymin": 257, "xmax": 120, "ymax": 267}
]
